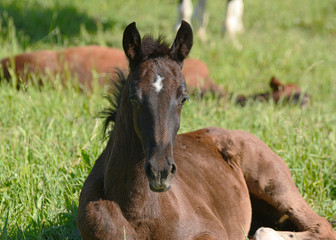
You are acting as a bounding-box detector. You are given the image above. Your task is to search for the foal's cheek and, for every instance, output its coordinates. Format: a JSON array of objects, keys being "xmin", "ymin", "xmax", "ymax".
[
  {"xmin": 172, "ymin": 105, "xmax": 181, "ymax": 131},
  {"xmin": 175, "ymin": 112, "xmax": 181, "ymax": 130},
  {"xmin": 132, "ymin": 116, "xmax": 141, "ymax": 137},
  {"xmin": 176, "ymin": 119, "xmax": 180, "ymax": 133},
  {"xmin": 132, "ymin": 112, "xmax": 145, "ymax": 145}
]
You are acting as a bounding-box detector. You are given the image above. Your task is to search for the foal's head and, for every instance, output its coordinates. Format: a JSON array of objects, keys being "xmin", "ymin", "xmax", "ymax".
[{"xmin": 122, "ymin": 21, "xmax": 193, "ymax": 192}]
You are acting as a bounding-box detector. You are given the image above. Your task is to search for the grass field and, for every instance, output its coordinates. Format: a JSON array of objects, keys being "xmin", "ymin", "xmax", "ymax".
[{"xmin": 1, "ymin": 0, "xmax": 335, "ymax": 239}]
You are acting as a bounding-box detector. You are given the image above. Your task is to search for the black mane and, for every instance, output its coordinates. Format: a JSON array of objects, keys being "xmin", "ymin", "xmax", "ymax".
[{"xmin": 100, "ymin": 69, "xmax": 126, "ymax": 137}]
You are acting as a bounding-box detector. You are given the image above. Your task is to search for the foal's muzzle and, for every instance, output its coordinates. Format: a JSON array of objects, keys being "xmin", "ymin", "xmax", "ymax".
[{"xmin": 145, "ymin": 161, "xmax": 177, "ymax": 192}]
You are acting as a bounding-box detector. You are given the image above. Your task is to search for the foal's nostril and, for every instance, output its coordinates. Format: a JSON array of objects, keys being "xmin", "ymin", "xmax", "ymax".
[
  {"xmin": 170, "ymin": 163, "xmax": 177, "ymax": 175},
  {"xmin": 145, "ymin": 164, "xmax": 155, "ymax": 179}
]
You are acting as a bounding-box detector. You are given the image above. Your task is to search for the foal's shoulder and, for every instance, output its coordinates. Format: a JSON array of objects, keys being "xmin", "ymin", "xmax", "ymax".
[
  {"xmin": 178, "ymin": 127, "xmax": 234, "ymax": 143},
  {"xmin": 199, "ymin": 127, "xmax": 265, "ymax": 144},
  {"xmin": 178, "ymin": 127, "xmax": 239, "ymax": 160},
  {"xmin": 181, "ymin": 127, "xmax": 269, "ymax": 161}
]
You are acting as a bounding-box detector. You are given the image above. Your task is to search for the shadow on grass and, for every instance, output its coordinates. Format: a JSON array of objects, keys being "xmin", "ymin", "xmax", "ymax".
[
  {"xmin": 0, "ymin": 1, "xmax": 117, "ymax": 43},
  {"xmin": 1, "ymin": 203, "xmax": 81, "ymax": 240}
]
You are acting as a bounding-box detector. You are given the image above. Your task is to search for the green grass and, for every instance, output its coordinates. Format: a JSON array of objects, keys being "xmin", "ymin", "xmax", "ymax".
[{"xmin": 1, "ymin": 0, "xmax": 336, "ymax": 239}]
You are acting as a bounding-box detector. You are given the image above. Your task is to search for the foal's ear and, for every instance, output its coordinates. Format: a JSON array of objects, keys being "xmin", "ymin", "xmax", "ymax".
[
  {"xmin": 270, "ymin": 76, "xmax": 284, "ymax": 92},
  {"xmin": 123, "ymin": 22, "xmax": 142, "ymax": 65},
  {"xmin": 170, "ymin": 21, "xmax": 193, "ymax": 67}
]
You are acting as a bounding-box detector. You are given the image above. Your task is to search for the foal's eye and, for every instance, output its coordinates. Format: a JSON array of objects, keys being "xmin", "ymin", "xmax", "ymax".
[
  {"xmin": 129, "ymin": 97, "xmax": 139, "ymax": 107},
  {"xmin": 181, "ymin": 96, "xmax": 188, "ymax": 107}
]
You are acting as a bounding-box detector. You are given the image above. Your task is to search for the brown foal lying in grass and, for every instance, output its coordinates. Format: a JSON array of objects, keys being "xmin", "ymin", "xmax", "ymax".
[
  {"xmin": 76, "ymin": 21, "xmax": 335, "ymax": 239},
  {"xmin": 236, "ymin": 76, "xmax": 310, "ymax": 106},
  {"xmin": 0, "ymin": 45, "xmax": 127, "ymax": 89},
  {"xmin": 0, "ymin": 44, "xmax": 219, "ymax": 94}
]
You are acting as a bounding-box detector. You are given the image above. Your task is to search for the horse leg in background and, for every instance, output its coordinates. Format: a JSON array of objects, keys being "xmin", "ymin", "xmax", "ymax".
[
  {"xmin": 235, "ymin": 132, "xmax": 336, "ymax": 239},
  {"xmin": 174, "ymin": 0, "xmax": 193, "ymax": 32},
  {"xmin": 192, "ymin": 0, "xmax": 208, "ymax": 42},
  {"xmin": 176, "ymin": 0, "xmax": 243, "ymax": 44},
  {"xmin": 223, "ymin": 0, "xmax": 244, "ymax": 50},
  {"xmin": 175, "ymin": 0, "xmax": 208, "ymax": 42}
]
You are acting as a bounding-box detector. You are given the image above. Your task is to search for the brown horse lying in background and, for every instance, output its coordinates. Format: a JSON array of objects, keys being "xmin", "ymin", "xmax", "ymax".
[
  {"xmin": 236, "ymin": 76, "xmax": 310, "ymax": 106},
  {"xmin": 0, "ymin": 46, "xmax": 127, "ymax": 88},
  {"xmin": 181, "ymin": 58, "xmax": 226, "ymax": 97},
  {"xmin": 0, "ymin": 45, "xmax": 220, "ymax": 94},
  {"xmin": 77, "ymin": 21, "xmax": 335, "ymax": 239}
]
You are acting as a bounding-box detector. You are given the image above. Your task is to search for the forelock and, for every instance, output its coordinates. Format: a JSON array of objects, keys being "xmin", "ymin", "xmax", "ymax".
[{"xmin": 141, "ymin": 35, "xmax": 171, "ymax": 60}]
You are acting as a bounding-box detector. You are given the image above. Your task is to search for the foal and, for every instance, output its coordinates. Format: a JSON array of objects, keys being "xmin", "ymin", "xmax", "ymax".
[
  {"xmin": 77, "ymin": 21, "xmax": 335, "ymax": 240},
  {"xmin": 0, "ymin": 46, "xmax": 127, "ymax": 89},
  {"xmin": 0, "ymin": 46, "xmax": 215, "ymax": 94},
  {"xmin": 236, "ymin": 76, "xmax": 310, "ymax": 106}
]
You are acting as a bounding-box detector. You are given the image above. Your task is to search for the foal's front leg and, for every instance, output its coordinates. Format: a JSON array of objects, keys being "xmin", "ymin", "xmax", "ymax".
[
  {"xmin": 77, "ymin": 156, "xmax": 137, "ymax": 240},
  {"xmin": 234, "ymin": 131, "xmax": 336, "ymax": 240},
  {"xmin": 78, "ymin": 198, "xmax": 137, "ymax": 240}
]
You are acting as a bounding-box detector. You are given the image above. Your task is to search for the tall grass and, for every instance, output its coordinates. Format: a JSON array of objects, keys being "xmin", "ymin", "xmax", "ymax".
[{"xmin": 0, "ymin": 0, "xmax": 335, "ymax": 239}]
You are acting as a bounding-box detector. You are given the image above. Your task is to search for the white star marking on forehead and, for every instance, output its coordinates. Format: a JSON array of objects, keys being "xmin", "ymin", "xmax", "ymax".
[{"xmin": 152, "ymin": 74, "xmax": 164, "ymax": 92}]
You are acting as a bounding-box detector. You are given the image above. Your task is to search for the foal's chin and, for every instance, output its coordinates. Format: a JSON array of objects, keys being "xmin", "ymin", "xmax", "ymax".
[{"xmin": 149, "ymin": 182, "xmax": 172, "ymax": 193}]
